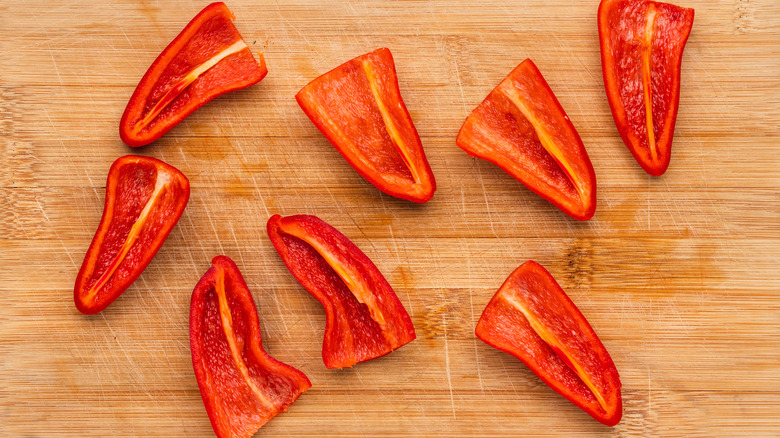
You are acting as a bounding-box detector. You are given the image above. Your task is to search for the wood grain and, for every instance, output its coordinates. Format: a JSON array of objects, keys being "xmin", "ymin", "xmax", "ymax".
[{"xmin": 1, "ymin": 0, "xmax": 779, "ymax": 436}]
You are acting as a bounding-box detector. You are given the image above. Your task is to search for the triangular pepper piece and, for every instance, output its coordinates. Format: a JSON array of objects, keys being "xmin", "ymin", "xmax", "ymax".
[
  {"xmin": 599, "ymin": 0, "xmax": 694, "ymax": 176},
  {"xmin": 267, "ymin": 214, "xmax": 416, "ymax": 369},
  {"xmin": 456, "ymin": 59, "xmax": 597, "ymax": 221},
  {"xmin": 74, "ymin": 156, "xmax": 190, "ymax": 314},
  {"xmin": 295, "ymin": 48, "xmax": 436, "ymax": 203},
  {"xmin": 120, "ymin": 2, "xmax": 267, "ymax": 147},
  {"xmin": 476, "ymin": 261, "xmax": 622, "ymax": 426},
  {"xmin": 190, "ymin": 256, "xmax": 311, "ymax": 438}
]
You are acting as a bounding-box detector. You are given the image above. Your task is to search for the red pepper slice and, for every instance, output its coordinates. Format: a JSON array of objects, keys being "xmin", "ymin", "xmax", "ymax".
[
  {"xmin": 120, "ymin": 2, "xmax": 267, "ymax": 147},
  {"xmin": 190, "ymin": 256, "xmax": 311, "ymax": 438},
  {"xmin": 599, "ymin": 0, "xmax": 694, "ymax": 176},
  {"xmin": 74, "ymin": 155, "xmax": 190, "ymax": 314},
  {"xmin": 267, "ymin": 214, "xmax": 416, "ymax": 369},
  {"xmin": 475, "ymin": 261, "xmax": 622, "ymax": 426},
  {"xmin": 456, "ymin": 59, "xmax": 597, "ymax": 221},
  {"xmin": 295, "ymin": 48, "xmax": 436, "ymax": 203}
]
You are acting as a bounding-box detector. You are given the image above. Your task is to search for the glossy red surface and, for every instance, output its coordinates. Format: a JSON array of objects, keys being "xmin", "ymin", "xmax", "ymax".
[
  {"xmin": 476, "ymin": 261, "xmax": 622, "ymax": 426},
  {"xmin": 267, "ymin": 214, "xmax": 416, "ymax": 369},
  {"xmin": 599, "ymin": 0, "xmax": 694, "ymax": 175},
  {"xmin": 296, "ymin": 48, "xmax": 436, "ymax": 203},
  {"xmin": 190, "ymin": 256, "xmax": 310, "ymax": 438},
  {"xmin": 74, "ymin": 155, "xmax": 189, "ymax": 314},
  {"xmin": 456, "ymin": 59, "xmax": 597, "ymax": 220},
  {"xmin": 120, "ymin": 2, "xmax": 266, "ymax": 147}
]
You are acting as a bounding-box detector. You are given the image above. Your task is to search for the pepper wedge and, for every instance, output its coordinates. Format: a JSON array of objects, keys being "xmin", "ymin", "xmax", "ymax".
[
  {"xmin": 456, "ymin": 59, "xmax": 597, "ymax": 220},
  {"xmin": 476, "ymin": 261, "xmax": 622, "ymax": 426},
  {"xmin": 267, "ymin": 214, "xmax": 416, "ymax": 369},
  {"xmin": 295, "ymin": 48, "xmax": 436, "ymax": 203},
  {"xmin": 190, "ymin": 256, "xmax": 311, "ymax": 438},
  {"xmin": 120, "ymin": 2, "xmax": 267, "ymax": 147},
  {"xmin": 599, "ymin": 0, "xmax": 694, "ymax": 176},
  {"xmin": 74, "ymin": 155, "xmax": 189, "ymax": 314}
]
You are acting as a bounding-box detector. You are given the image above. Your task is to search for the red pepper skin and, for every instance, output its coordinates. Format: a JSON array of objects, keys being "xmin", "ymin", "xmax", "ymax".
[
  {"xmin": 456, "ymin": 59, "xmax": 597, "ymax": 221},
  {"xmin": 295, "ymin": 48, "xmax": 436, "ymax": 203},
  {"xmin": 120, "ymin": 2, "xmax": 267, "ymax": 147},
  {"xmin": 74, "ymin": 156, "xmax": 190, "ymax": 315},
  {"xmin": 190, "ymin": 256, "xmax": 311, "ymax": 438},
  {"xmin": 476, "ymin": 261, "xmax": 622, "ymax": 426},
  {"xmin": 267, "ymin": 214, "xmax": 416, "ymax": 369},
  {"xmin": 599, "ymin": 0, "xmax": 694, "ymax": 176}
]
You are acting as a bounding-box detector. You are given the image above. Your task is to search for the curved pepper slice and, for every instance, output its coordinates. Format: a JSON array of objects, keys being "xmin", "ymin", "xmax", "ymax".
[
  {"xmin": 267, "ymin": 214, "xmax": 416, "ymax": 369},
  {"xmin": 120, "ymin": 2, "xmax": 267, "ymax": 147},
  {"xmin": 599, "ymin": 0, "xmax": 694, "ymax": 176},
  {"xmin": 190, "ymin": 256, "xmax": 311, "ymax": 438},
  {"xmin": 74, "ymin": 155, "xmax": 190, "ymax": 314},
  {"xmin": 295, "ymin": 48, "xmax": 436, "ymax": 203},
  {"xmin": 476, "ymin": 261, "xmax": 622, "ymax": 426},
  {"xmin": 456, "ymin": 59, "xmax": 597, "ymax": 221}
]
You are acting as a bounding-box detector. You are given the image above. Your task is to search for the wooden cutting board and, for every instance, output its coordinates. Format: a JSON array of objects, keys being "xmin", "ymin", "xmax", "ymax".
[{"xmin": 2, "ymin": 0, "xmax": 779, "ymax": 436}]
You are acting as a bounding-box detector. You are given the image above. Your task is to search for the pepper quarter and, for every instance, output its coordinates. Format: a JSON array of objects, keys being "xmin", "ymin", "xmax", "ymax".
[
  {"xmin": 295, "ymin": 48, "xmax": 436, "ymax": 203},
  {"xmin": 120, "ymin": 2, "xmax": 267, "ymax": 147},
  {"xmin": 190, "ymin": 256, "xmax": 311, "ymax": 438},
  {"xmin": 476, "ymin": 261, "xmax": 622, "ymax": 426},
  {"xmin": 456, "ymin": 59, "xmax": 597, "ymax": 220},
  {"xmin": 267, "ymin": 214, "xmax": 416, "ymax": 369},
  {"xmin": 74, "ymin": 155, "xmax": 190, "ymax": 314},
  {"xmin": 599, "ymin": 0, "xmax": 694, "ymax": 175}
]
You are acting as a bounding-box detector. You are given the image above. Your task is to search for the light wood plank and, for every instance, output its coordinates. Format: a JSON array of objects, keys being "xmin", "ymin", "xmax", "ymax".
[{"xmin": 1, "ymin": 0, "xmax": 779, "ymax": 436}]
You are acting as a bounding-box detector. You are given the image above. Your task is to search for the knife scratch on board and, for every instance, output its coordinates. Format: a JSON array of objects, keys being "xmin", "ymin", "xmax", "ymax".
[{"xmin": 467, "ymin": 258, "xmax": 486, "ymax": 395}]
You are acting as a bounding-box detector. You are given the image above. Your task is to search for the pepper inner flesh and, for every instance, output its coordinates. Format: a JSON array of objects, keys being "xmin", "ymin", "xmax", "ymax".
[
  {"xmin": 281, "ymin": 226, "xmax": 388, "ymax": 329},
  {"xmin": 132, "ymin": 39, "xmax": 248, "ymax": 134},
  {"xmin": 500, "ymin": 86, "xmax": 584, "ymax": 200},
  {"xmin": 214, "ymin": 267, "xmax": 274, "ymax": 410},
  {"xmin": 501, "ymin": 293, "xmax": 609, "ymax": 412},
  {"xmin": 84, "ymin": 169, "xmax": 172, "ymax": 303},
  {"xmin": 361, "ymin": 60, "xmax": 420, "ymax": 185},
  {"xmin": 639, "ymin": 6, "xmax": 658, "ymax": 162}
]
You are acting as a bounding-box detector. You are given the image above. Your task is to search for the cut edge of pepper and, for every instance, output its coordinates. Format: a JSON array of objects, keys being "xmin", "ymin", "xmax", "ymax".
[
  {"xmin": 83, "ymin": 167, "xmax": 173, "ymax": 304},
  {"xmin": 213, "ymin": 265, "xmax": 275, "ymax": 410},
  {"xmin": 131, "ymin": 39, "xmax": 249, "ymax": 135},
  {"xmin": 361, "ymin": 59, "xmax": 421, "ymax": 185},
  {"xmin": 500, "ymin": 292, "xmax": 609, "ymax": 414}
]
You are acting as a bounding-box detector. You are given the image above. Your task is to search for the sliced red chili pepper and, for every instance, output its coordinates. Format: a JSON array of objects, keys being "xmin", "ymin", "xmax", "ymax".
[
  {"xmin": 475, "ymin": 261, "xmax": 622, "ymax": 426},
  {"xmin": 456, "ymin": 59, "xmax": 597, "ymax": 221},
  {"xmin": 267, "ymin": 214, "xmax": 416, "ymax": 369},
  {"xmin": 295, "ymin": 48, "xmax": 436, "ymax": 203},
  {"xmin": 74, "ymin": 155, "xmax": 190, "ymax": 315},
  {"xmin": 120, "ymin": 2, "xmax": 267, "ymax": 147},
  {"xmin": 599, "ymin": 0, "xmax": 694, "ymax": 176},
  {"xmin": 190, "ymin": 255, "xmax": 311, "ymax": 438}
]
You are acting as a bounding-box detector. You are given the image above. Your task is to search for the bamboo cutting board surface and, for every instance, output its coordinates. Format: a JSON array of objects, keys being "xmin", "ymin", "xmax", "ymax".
[{"xmin": 1, "ymin": 0, "xmax": 779, "ymax": 436}]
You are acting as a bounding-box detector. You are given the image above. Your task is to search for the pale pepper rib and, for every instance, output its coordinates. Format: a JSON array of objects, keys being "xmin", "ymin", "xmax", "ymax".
[
  {"xmin": 84, "ymin": 169, "xmax": 172, "ymax": 303},
  {"xmin": 501, "ymin": 293, "xmax": 609, "ymax": 413},
  {"xmin": 361, "ymin": 60, "xmax": 421, "ymax": 185},
  {"xmin": 132, "ymin": 39, "xmax": 248, "ymax": 134},
  {"xmin": 214, "ymin": 267, "xmax": 275, "ymax": 410},
  {"xmin": 640, "ymin": 6, "xmax": 659, "ymax": 162},
  {"xmin": 281, "ymin": 225, "xmax": 392, "ymax": 342},
  {"xmin": 500, "ymin": 85, "xmax": 585, "ymax": 201}
]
